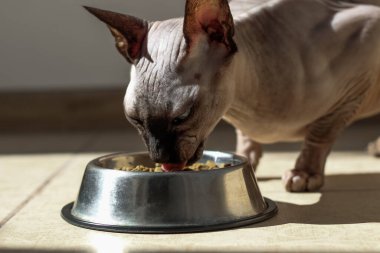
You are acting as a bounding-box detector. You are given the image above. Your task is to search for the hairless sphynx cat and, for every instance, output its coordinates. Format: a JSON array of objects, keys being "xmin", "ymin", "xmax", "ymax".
[{"xmin": 84, "ymin": 0, "xmax": 380, "ymax": 192}]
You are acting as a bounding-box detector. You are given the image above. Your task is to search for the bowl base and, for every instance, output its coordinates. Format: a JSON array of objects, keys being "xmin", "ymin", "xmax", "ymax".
[{"xmin": 61, "ymin": 198, "xmax": 277, "ymax": 234}]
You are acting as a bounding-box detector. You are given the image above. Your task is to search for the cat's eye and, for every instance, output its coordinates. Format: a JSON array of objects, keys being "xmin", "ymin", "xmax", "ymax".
[{"xmin": 173, "ymin": 107, "xmax": 192, "ymax": 125}]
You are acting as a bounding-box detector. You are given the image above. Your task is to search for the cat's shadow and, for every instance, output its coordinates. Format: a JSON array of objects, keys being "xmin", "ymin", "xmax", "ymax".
[{"xmin": 250, "ymin": 173, "xmax": 380, "ymax": 228}]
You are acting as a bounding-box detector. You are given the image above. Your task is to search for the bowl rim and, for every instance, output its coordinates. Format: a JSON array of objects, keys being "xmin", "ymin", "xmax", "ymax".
[{"xmin": 87, "ymin": 150, "xmax": 250, "ymax": 175}]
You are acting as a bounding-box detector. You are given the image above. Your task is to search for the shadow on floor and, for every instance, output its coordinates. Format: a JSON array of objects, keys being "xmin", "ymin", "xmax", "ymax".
[
  {"xmin": 253, "ymin": 173, "xmax": 380, "ymax": 228},
  {"xmin": 0, "ymin": 118, "xmax": 378, "ymax": 154}
]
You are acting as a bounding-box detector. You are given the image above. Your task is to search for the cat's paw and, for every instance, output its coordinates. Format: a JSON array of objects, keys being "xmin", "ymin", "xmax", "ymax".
[{"xmin": 282, "ymin": 169, "xmax": 324, "ymax": 192}]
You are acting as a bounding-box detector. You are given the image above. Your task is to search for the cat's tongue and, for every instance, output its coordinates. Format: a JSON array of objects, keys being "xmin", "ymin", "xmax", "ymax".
[{"xmin": 161, "ymin": 163, "xmax": 186, "ymax": 172}]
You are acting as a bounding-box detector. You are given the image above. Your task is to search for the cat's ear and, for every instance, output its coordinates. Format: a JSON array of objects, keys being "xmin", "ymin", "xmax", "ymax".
[
  {"xmin": 84, "ymin": 6, "xmax": 148, "ymax": 63},
  {"xmin": 183, "ymin": 0, "xmax": 237, "ymax": 56}
]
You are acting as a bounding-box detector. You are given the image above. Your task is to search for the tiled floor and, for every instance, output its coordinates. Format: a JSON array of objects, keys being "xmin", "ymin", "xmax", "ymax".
[{"xmin": 0, "ymin": 121, "xmax": 379, "ymax": 253}]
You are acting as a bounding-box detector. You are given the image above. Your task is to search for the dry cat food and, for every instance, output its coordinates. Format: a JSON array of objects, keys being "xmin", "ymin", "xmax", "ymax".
[{"xmin": 116, "ymin": 160, "xmax": 229, "ymax": 172}]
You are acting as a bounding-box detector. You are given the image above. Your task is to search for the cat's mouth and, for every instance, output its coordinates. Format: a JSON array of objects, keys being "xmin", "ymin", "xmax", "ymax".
[{"xmin": 161, "ymin": 141, "xmax": 204, "ymax": 172}]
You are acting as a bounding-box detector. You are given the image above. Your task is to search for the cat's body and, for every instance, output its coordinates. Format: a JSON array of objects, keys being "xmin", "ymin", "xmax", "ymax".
[{"xmin": 85, "ymin": 0, "xmax": 380, "ymax": 191}]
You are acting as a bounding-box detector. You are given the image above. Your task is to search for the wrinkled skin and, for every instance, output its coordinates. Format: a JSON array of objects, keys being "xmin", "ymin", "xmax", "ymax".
[
  {"xmin": 123, "ymin": 19, "xmax": 236, "ymax": 164},
  {"xmin": 85, "ymin": 0, "xmax": 380, "ymax": 191}
]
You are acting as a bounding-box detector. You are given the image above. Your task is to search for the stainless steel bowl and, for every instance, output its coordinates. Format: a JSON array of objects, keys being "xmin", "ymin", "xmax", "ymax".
[{"xmin": 61, "ymin": 151, "xmax": 277, "ymax": 233}]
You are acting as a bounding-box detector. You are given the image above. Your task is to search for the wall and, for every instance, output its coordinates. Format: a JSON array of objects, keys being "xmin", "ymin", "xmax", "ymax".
[{"xmin": 0, "ymin": 0, "xmax": 185, "ymax": 91}]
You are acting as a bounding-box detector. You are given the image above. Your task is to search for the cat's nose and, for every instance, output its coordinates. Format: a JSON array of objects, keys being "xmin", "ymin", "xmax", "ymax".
[
  {"xmin": 148, "ymin": 147, "xmax": 171, "ymax": 164},
  {"xmin": 146, "ymin": 136, "xmax": 184, "ymax": 164}
]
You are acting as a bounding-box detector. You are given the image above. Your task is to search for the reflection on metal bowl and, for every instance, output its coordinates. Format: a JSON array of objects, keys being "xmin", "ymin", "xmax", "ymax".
[{"xmin": 61, "ymin": 151, "xmax": 277, "ymax": 233}]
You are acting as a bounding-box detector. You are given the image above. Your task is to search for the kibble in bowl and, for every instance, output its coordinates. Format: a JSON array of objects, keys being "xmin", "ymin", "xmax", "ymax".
[{"xmin": 115, "ymin": 160, "xmax": 229, "ymax": 172}]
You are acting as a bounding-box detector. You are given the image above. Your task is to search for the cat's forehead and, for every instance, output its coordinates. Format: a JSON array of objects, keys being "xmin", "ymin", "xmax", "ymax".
[{"xmin": 135, "ymin": 19, "xmax": 186, "ymax": 74}]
